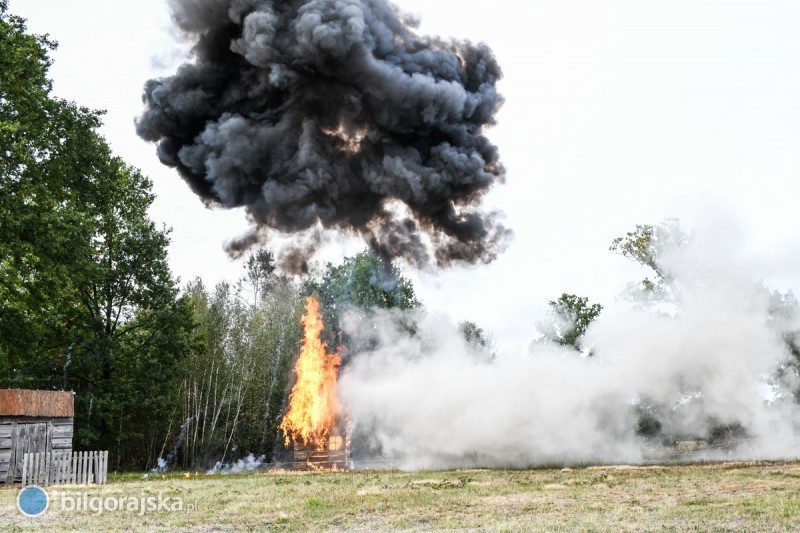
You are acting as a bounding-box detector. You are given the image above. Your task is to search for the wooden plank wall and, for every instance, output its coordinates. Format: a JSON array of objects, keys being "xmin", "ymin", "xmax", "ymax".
[
  {"xmin": 51, "ymin": 418, "xmax": 73, "ymax": 453},
  {"xmin": 0, "ymin": 417, "xmax": 73, "ymax": 483},
  {"xmin": 0, "ymin": 419, "xmax": 11, "ymax": 482}
]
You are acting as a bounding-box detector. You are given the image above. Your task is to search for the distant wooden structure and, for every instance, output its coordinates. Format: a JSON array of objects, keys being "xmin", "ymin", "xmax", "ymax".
[{"xmin": 0, "ymin": 389, "xmax": 74, "ymax": 483}]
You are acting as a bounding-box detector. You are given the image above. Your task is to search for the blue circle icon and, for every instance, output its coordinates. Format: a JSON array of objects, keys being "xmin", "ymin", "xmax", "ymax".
[{"xmin": 17, "ymin": 486, "xmax": 49, "ymax": 517}]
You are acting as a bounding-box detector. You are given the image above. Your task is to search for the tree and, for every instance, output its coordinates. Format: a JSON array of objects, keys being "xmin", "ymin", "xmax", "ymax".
[
  {"xmin": 0, "ymin": 2, "xmax": 103, "ymax": 376},
  {"xmin": 610, "ymin": 220, "xmax": 779, "ymax": 446},
  {"xmin": 536, "ymin": 293, "xmax": 602, "ymax": 353},
  {"xmin": 164, "ymin": 271, "xmax": 304, "ymax": 470},
  {"xmin": 459, "ymin": 320, "xmax": 497, "ymax": 362},
  {"xmin": 65, "ymin": 151, "xmax": 199, "ymax": 469},
  {"xmin": 609, "ymin": 218, "xmax": 692, "ymax": 305},
  {"xmin": 8, "ymin": 139, "xmax": 200, "ymax": 469},
  {"xmin": 0, "ymin": 5, "xmax": 197, "ymax": 469},
  {"xmin": 240, "ymin": 248, "xmax": 276, "ymax": 304},
  {"xmin": 307, "ymin": 250, "xmax": 421, "ymax": 349}
]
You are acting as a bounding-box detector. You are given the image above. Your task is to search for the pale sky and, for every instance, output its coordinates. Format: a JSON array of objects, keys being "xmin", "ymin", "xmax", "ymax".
[{"xmin": 13, "ymin": 0, "xmax": 800, "ymax": 352}]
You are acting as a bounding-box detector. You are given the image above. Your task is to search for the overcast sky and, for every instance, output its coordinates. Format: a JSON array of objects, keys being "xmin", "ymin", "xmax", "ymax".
[{"xmin": 13, "ymin": 0, "xmax": 800, "ymax": 352}]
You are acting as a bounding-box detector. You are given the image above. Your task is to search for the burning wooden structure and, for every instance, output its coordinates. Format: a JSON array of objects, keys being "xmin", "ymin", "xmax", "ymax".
[
  {"xmin": 291, "ymin": 432, "xmax": 349, "ymax": 470},
  {"xmin": 280, "ymin": 296, "xmax": 350, "ymax": 470},
  {"xmin": 0, "ymin": 389, "xmax": 74, "ymax": 483}
]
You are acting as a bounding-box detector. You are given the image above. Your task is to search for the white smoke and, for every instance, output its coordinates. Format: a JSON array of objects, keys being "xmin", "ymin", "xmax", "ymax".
[
  {"xmin": 149, "ymin": 457, "xmax": 169, "ymax": 475},
  {"xmin": 206, "ymin": 454, "xmax": 265, "ymax": 475},
  {"xmin": 338, "ymin": 214, "xmax": 800, "ymax": 469}
]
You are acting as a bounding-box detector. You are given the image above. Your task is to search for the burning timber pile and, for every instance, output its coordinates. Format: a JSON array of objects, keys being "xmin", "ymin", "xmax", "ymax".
[{"xmin": 279, "ymin": 296, "xmax": 349, "ymax": 470}]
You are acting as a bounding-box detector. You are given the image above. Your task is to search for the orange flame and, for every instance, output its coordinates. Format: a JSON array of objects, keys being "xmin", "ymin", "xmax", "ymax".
[{"xmin": 279, "ymin": 296, "xmax": 341, "ymax": 449}]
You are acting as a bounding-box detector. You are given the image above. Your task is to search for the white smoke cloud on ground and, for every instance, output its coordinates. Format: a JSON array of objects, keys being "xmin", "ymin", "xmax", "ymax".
[
  {"xmin": 206, "ymin": 454, "xmax": 265, "ymax": 475},
  {"xmin": 338, "ymin": 214, "xmax": 800, "ymax": 469}
]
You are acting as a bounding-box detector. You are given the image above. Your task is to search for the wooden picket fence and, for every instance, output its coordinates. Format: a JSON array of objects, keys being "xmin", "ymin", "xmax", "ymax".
[{"xmin": 21, "ymin": 451, "xmax": 108, "ymax": 487}]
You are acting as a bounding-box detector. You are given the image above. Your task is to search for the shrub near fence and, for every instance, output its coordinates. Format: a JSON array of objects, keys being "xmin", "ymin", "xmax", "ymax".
[{"xmin": 21, "ymin": 451, "xmax": 108, "ymax": 486}]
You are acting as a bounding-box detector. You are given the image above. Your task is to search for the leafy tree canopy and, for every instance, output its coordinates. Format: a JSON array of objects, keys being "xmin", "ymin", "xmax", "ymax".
[
  {"xmin": 0, "ymin": 4, "xmax": 197, "ymax": 468},
  {"xmin": 307, "ymin": 250, "xmax": 421, "ymax": 348},
  {"xmin": 537, "ymin": 293, "xmax": 602, "ymax": 353},
  {"xmin": 610, "ymin": 218, "xmax": 692, "ymax": 304},
  {"xmin": 459, "ymin": 320, "xmax": 496, "ymax": 362}
]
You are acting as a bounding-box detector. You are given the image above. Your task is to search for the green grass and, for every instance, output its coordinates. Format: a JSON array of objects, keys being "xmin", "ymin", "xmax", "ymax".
[{"xmin": 2, "ymin": 461, "xmax": 800, "ymax": 531}]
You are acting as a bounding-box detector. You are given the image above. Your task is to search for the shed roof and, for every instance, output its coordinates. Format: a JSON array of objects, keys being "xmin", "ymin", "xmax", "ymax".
[{"xmin": 0, "ymin": 389, "xmax": 74, "ymax": 418}]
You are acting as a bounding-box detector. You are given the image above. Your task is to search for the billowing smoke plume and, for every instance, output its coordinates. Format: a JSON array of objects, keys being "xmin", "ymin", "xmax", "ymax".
[
  {"xmin": 338, "ymin": 217, "xmax": 800, "ymax": 469},
  {"xmin": 137, "ymin": 0, "xmax": 508, "ymax": 271}
]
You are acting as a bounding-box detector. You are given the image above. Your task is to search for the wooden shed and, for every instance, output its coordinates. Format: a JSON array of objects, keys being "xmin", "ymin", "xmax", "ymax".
[{"xmin": 0, "ymin": 389, "xmax": 74, "ymax": 483}]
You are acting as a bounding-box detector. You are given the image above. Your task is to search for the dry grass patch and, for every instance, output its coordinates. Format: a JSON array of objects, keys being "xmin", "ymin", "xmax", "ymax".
[{"xmin": 0, "ymin": 462, "xmax": 799, "ymax": 530}]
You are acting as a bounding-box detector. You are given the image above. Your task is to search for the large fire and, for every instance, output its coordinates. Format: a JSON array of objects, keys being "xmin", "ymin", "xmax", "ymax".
[{"xmin": 279, "ymin": 296, "xmax": 342, "ymax": 450}]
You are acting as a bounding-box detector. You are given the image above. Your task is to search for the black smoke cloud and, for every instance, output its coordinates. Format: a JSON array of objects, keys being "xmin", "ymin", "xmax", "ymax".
[{"xmin": 137, "ymin": 0, "xmax": 509, "ymax": 271}]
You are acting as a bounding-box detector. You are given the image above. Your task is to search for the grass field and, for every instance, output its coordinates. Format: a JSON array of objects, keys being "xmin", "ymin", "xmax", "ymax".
[{"xmin": 2, "ymin": 461, "xmax": 800, "ymax": 531}]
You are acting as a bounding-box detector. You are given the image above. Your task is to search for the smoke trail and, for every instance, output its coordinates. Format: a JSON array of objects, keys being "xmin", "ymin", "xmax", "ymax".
[
  {"xmin": 338, "ymin": 217, "xmax": 800, "ymax": 469},
  {"xmin": 137, "ymin": 0, "xmax": 508, "ymax": 272}
]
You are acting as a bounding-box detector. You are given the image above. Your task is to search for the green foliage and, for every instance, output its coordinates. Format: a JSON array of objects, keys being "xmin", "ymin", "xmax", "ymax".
[
  {"xmin": 537, "ymin": 293, "xmax": 602, "ymax": 352},
  {"xmin": 242, "ymin": 248, "xmax": 276, "ymax": 303},
  {"xmin": 459, "ymin": 320, "xmax": 496, "ymax": 361},
  {"xmin": 308, "ymin": 250, "xmax": 421, "ymax": 346},
  {"xmin": 8, "ymin": 147, "xmax": 198, "ymax": 468},
  {"xmin": 0, "ymin": 3, "xmax": 103, "ymax": 374},
  {"xmin": 165, "ymin": 263, "xmax": 304, "ymax": 469},
  {"xmin": 0, "ymin": 5, "xmax": 196, "ymax": 469},
  {"xmin": 609, "ymin": 218, "xmax": 691, "ymax": 303}
]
